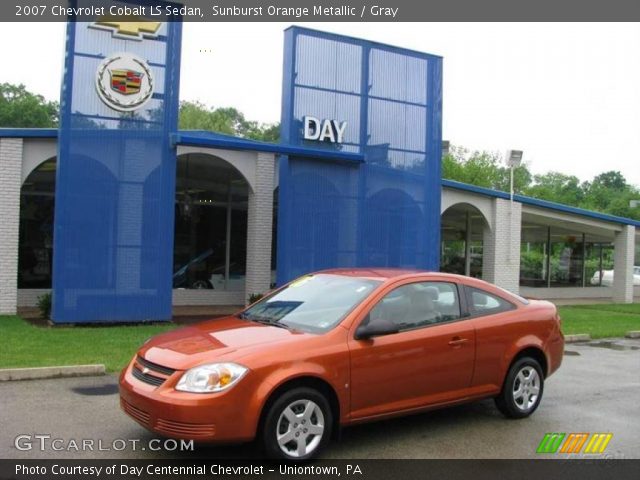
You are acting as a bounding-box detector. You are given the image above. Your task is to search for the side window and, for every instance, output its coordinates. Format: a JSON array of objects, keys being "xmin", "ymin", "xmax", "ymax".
[
  {"xmin": 368, "ymin": 282, "xmax": 462, "ymax": 331},
  {"xmin": 465, "ymin": 287, "xmax": 515, "ymax": 316}
]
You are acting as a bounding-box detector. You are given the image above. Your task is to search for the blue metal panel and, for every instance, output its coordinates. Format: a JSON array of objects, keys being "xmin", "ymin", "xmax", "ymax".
[
  {"xmin": 278, "ymin": 27, "xmax": 444, "ymax": 285},
  {"xmin": 171, "ymin": 131, "xmax": 365, "ymax": 164},
  {"xmin": 0, "ymin": 129, "xmax": 57, "ymax": 138},
  {"xmin": 51, "ymin": 11, "xmax": 182, "ymax": 323}
]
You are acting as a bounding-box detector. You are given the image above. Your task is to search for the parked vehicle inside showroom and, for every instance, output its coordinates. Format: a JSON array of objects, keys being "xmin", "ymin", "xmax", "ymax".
[
  {"xmin": 590, "ymin": 266, "xmax": 640, "ymax": 286},
  {"xmin": 120, "ymin": 269, "xmax": 564, "ymax": 460}
]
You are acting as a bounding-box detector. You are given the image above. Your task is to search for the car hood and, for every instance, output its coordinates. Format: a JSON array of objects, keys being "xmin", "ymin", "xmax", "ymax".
[{"xmin": 139, "ymin": 316, "xmax": 309, "ymax": 371}]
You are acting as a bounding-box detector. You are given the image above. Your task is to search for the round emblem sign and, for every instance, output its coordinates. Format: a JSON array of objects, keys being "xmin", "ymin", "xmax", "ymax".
[{"xmin": 95, "ymin": 53, "xmax": 154, "ymax": 112}]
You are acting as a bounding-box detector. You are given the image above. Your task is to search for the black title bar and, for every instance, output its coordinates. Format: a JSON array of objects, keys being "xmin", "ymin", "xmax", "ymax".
[{"xmin": 3, "ymin": 0, "xmax": 640, "ymax": 21}]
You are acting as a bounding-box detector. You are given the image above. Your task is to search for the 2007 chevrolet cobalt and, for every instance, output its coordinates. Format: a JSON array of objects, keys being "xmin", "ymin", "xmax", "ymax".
[{"xmin": 120, "ymin": 269, "xmax": 564, "ymax": 460}]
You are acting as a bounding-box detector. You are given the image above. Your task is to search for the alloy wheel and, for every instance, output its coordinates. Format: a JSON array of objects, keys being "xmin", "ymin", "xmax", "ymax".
[{"xmin": 276, "ymin": 399, "xmax": 325, "ymax": 458}]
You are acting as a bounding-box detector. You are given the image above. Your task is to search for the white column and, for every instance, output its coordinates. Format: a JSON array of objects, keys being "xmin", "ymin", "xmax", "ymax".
[
  {"xmin": 482, "ymin": 197, "xmax": 522, "ymax": 293},
  {"xmin": 0, "ymin": 138, "xmax": 23, "ymax": 315},
  {"xmin": 613, "ymin": 225, "xmax": 635, "ymax": 303},
  {"xmin": 245, "ymin": 152, "xmax": 275, "ymax": 304}
]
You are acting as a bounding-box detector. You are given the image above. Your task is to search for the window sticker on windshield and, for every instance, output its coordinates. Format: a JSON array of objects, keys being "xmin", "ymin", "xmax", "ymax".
[
  {"xmin": 355, "ymin": 286, "xmax": 368, "ymax": 293},
  {"xmin": 290, "ymin": 275, "xmax": 313, "ymax": 288}
]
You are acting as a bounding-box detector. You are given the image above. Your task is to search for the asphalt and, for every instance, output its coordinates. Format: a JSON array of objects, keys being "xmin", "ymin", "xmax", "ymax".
[{"xmin": 1, "ymin": 338, "xmax": 639, "ymax": 460}]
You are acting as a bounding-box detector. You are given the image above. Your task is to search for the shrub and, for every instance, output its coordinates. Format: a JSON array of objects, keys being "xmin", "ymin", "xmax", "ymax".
[
  {"xmin": 37, "ymin": 292, "xmax": 52, "ymax": 319},
  {"xmin": 247, "ymin": 293, "xmax": 264, "ymax": 304}
]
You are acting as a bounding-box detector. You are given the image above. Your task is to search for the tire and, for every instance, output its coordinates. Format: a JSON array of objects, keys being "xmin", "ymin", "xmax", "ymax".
[
  {"xmin": 262, "ymin": 387, "xmax": 332, "ymax": 461},
  {"xmin": 495, "ymin": 357, "xmax": 544, "ymax": 419}
]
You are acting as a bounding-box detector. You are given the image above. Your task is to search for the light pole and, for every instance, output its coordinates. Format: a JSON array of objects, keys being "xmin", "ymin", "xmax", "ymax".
[
  {"xmin": 506, "ymin": 149, "xmax": 523, "ymax": 201},
  {"xmin": 505, "ymin": 150, "xmax": 523, "ymax": 268}
]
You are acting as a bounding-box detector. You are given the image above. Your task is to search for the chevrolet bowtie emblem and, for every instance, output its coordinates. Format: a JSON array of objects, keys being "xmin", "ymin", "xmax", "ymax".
[{"xmin": 90, "ymin": 17, "xmax": 162, "ymax": 41}]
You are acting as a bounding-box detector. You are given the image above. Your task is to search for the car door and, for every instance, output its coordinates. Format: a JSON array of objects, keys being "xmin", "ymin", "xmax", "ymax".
[
  {"xmin": 347, "ymin": 280, "xmax": 476, "ymax": 420},
  {"xmin": 464, "ymin": 285, "xmax": 520, "ymax": 390}
]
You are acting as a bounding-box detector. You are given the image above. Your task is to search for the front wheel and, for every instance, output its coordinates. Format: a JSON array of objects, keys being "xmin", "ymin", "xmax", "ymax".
[
  {"xmin": 262, "ymin": 387, "xmax": 332, "ymax": 460},
  {"xmin": 495, "ymin": 357, "xmax": 544, "ymax": 418}
]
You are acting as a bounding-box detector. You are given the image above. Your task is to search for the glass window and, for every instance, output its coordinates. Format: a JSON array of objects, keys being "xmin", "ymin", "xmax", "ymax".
[
  {"xmin": 466, "ymin": 287, "xmax": 515, "ymax": 316},
  {"xmin": 19, "ymin": 158, "xmax": 56, "ymax": 288},
  {"xmin": 173, "ymin": 154, "xmax": 249, "ymax": 291},
  {"xmin": 241, "ymin": 274, "xmax": 381, "ymax": 334},
  {"xmin": 369, "ymin": 282, "xmax": 462, "ymax": 331},
  {"xmin": 520, "ymin": 223, "xmax": 549, "ymax": 287}
]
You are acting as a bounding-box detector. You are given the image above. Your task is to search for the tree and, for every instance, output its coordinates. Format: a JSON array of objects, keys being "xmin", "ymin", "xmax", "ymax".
[
  {"xmin": 178, "ymin": 101, "xmax": 279, "ymax": 142},
  {"xmin": 524, "ymin": 172, "xmax": 584, "ymax": 206},
  {"xmin": 442, "ymin": 146, "xmax": 531, "ymax": 193},
  {"xmin": 0, "ymin": 83, "xmax": 59, "ymax": 128},
  {"xmin": 441, "ymin": 145, "xmax": 639, "ymax": 220}
]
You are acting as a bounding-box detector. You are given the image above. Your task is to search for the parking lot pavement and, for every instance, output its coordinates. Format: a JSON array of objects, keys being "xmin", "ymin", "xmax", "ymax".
[{"xmin": 1, "ymin": 338, "xmax": 639, "ymax": 460}]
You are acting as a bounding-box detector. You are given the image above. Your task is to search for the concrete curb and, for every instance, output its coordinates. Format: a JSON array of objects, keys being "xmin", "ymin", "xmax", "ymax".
[
  {"xmin": 564, "ymin": 334, "xmax": 591, "ymax": 343},
  {"xmin": 625, "ymin": 331, "xmax": 640, "ymax": 339},
  {"xmin": 0, "ymin": 365, "xmax": 106, "ymax": 382}
]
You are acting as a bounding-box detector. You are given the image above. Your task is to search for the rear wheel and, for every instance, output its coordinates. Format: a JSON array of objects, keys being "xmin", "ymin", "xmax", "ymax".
[
  {"xmin": 262, "ymin": 387, "xmax": 332, "ymax": 460},
  {"xmin": 495, "ymin": 357, "xmax": 544, "ymax": 418}
]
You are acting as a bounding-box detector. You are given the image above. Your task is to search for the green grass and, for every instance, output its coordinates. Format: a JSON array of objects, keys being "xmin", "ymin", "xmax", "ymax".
[
  {"xmin": 2, "ymin": 303, "xmax": 639, "ymax": 372},
  {"xmin": 558, "ymin": 304, "xmax": 640, "ymax": 339},
  {"xmin": 0, "ymin": 316, "xmax": 178, "ymax": 373}
]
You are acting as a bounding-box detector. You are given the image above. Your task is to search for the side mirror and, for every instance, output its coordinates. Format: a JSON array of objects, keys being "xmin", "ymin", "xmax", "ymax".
[{"xmin": 355, "ymin": 317, "xmax": 399, "ymax": 340}]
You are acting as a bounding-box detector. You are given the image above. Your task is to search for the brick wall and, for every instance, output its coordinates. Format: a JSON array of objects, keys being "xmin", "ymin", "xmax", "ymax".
[
  {"xmin": 613, "ymin": 225, "xmax": 636, "ymax": 303},
  {"xmin": 0, "ymin": 138, "xmax": 23, "ymax": 314},
  {"xmin": 244, "ymin": 152, "xmax": 275, "ymax": 304},
  {"xmin": 483, "ymin": 198, "xmax": 522, "ymax": 293}
]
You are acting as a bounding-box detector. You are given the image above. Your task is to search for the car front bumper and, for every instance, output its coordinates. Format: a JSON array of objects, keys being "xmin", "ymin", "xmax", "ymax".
[{"xmin": 119, "ymin": 358, "xmax": 260, "ymax": 443}]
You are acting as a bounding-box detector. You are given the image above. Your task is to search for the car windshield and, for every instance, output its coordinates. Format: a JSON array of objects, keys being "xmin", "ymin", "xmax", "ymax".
[{"xmin": 240, "ymin": 274, "xmax": 382, "ymax": 333}]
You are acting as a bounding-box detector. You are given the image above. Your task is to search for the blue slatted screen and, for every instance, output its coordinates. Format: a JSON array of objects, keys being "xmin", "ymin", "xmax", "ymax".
[{"xmin": 277, "ymin": 27, "xmax": 442, "ymax": 284}]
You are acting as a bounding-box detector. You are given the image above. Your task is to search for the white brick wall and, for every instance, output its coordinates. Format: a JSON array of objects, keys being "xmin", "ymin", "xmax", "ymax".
[
  {"xmin": 0, "ymin": 138, "xmax": 23, "ymax": 315},
  {"xmin": 244, "ymin": 152, "xmax": 275, "ymax": 304},
  {"xmin": 482, "ymin": 198, "xmax": 522, "ymax": 294},
  {"xmin": 613, "ymin": 225, "xmax": 635, "ymax": 303}
]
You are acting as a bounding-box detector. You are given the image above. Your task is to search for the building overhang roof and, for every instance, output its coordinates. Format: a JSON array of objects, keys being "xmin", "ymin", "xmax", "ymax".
[{"xmin": 1, "ymin": 128, "xmax": 638, "ymax": 228}]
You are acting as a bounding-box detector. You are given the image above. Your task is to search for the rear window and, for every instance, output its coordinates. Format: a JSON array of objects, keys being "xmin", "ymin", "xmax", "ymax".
[{"xmin": 465, "ymin": 287, "xmax": 516, "ymax": 316}]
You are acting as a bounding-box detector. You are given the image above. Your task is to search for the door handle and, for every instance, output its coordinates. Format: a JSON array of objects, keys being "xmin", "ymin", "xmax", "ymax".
[{"xmin": 448, "ymin": 336, "xmax": 468, "ymax": 347}]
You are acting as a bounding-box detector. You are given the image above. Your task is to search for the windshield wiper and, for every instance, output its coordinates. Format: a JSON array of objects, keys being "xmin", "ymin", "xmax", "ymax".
[
  {"xmin": 250, "ymin": 316, "xmax": 294, "ymax": 330},
  {"xmin": 238, "ymin": 312, "xmax": 295, "ymax": 330}
]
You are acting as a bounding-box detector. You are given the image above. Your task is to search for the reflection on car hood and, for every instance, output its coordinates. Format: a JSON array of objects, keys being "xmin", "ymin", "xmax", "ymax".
[{"xmin": 139, "ymin": 316, "xmax": 306, "ymax": 371}]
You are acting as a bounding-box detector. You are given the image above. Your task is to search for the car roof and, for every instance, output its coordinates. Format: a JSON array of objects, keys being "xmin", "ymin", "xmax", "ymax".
[
  {"xmin": 318, "ymin": 268, "xmax": 426, "ymax": 281},
  {"xmin": 315, "ymin": 268, "xmax": 527, "ymax": 303}
]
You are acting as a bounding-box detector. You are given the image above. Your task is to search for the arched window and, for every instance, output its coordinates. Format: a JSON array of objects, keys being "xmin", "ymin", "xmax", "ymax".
[
  {"xmin": 173, "ymin": 154, "xmax": 249, "ymax": 291},
  {"xmin": 19, "ymin": 158, "xmax": 56, "ymax": 288}
]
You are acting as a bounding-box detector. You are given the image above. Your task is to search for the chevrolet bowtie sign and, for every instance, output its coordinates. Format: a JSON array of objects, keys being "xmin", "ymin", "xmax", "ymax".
[
  {"xmin": 303, "ymin": 116, "xmax": 348, "ymax": 144},
  {"xmin": 90, "ymin": 18, "xmax": 162, "ymax": 40}
]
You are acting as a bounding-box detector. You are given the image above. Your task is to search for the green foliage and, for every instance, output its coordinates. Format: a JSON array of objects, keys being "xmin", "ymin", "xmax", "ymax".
[
  {"xmin": 443, "ymin": 145, "xmax": 640, "ymax": 220},
  {"xmin": 442, "ymin": 146, "xmax": 531, "ymax": 192},
  {"xmin": 36, "ymin": 292, "xmax": 52, "ymax": 319},
  {"xmin": 0, "ymin": 83, "xmax": 59, "ymax": 128},
  {"xmin": 179, "ymin": 101, "xmax": 279, "ymax": 142},
  {"xmin": 248, "ymin": 293, "xmax": 264, "ymax": 304}
]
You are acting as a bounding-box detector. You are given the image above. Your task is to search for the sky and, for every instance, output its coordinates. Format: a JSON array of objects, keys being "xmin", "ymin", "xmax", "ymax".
[{"xmin": 2, "ymin": 22, "xmax": 639, "ymax": 186}]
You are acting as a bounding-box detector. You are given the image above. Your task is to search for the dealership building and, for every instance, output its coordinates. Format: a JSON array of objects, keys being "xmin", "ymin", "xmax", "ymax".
[{"xmin": 0, "ymin": 22, "xmax": 638, "ymax": 323}]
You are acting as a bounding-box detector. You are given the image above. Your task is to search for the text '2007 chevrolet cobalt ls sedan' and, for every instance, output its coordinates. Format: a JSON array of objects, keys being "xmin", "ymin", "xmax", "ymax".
[{"xmin": 120, "ymin": 269, "xmax": 564, "ymax": 460}]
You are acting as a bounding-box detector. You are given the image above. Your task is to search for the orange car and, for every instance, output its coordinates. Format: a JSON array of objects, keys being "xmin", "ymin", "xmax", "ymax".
[{"xmin": 120, "ymin": 269, "xmax": 564, "ymax": 460}]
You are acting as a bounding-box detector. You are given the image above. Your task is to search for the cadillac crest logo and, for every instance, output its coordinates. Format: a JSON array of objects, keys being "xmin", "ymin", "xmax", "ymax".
[{"xmin": 95, "ymin": 53, "xmax": 154, "ymax": 112}]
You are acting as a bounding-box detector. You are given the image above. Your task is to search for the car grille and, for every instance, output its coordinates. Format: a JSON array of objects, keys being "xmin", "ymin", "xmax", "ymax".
[
  {"xmin": 120, "ymin": 398, "xmax": 150, "ymax": 426},
  {"xmin": 156, "ymin": 418, "xmax": 216, "ymax": 438},
  {"xmin": 121, "ymin": 399, "xmax": 215, "ymax": 439},
  {"xmin": 131, "ymin": 356, "xmax": 176, "ymax": 387},
  {"xmin": 136, "ymin": 356, "xmax": 176, "ymax": 376}
]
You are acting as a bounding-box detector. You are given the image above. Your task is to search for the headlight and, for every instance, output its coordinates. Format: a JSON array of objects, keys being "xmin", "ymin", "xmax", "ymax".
[{"xmin": 176, "ymin": 363, "xmax": 248, "ymax": 393}]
